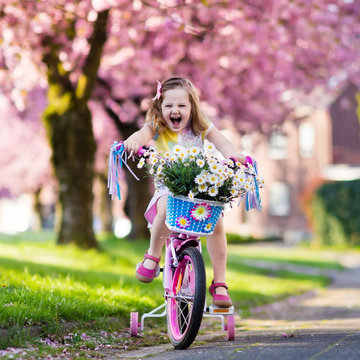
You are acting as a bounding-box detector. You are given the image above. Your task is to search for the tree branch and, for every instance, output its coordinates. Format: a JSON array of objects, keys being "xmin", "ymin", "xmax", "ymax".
[
  {"xmin": 42, "ymin": 37, "xmax": 73, "ymax": 93},
  {"xmin": 76, "ymin": 10, "xmax": 109, "ymax": 102}
]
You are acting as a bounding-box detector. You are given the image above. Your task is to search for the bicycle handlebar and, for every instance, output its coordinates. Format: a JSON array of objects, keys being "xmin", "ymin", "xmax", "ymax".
[{"xmin": 109, "ymin": 140, "xmax": 261, "ymax": 210}]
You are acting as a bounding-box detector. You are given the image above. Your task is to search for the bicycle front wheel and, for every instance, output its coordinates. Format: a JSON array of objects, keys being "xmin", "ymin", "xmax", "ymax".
[{"xmin": 167, "ymin": 247, "xmax": 206, "ymax": 349}]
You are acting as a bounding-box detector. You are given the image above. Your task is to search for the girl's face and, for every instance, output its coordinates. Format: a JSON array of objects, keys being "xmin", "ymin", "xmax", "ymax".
[{"xmin": 161, "ymin": 88, "xmax": 191, "ymax": 132}]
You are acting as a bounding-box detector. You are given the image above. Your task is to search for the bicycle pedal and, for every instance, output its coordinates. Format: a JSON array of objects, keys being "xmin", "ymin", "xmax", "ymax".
[{"xmin": 209, "ymin": 304, "xmax": 234, "ymax": 315}]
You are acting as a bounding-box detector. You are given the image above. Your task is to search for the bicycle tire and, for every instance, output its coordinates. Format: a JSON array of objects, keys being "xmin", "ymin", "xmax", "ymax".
[{"xmin": 166, "ymin": 247, "xmax": 206, "ymax": 349}]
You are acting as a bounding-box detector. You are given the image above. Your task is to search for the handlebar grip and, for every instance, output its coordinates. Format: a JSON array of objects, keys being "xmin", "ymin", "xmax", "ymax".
[
  {"xmin": 245, "ymin": 156, "xmax": 253, "ymax": 166},
  {"xmin": 115, "ymin": 141, "xmax": 124, "ymax": 151},
  {"xmin": 137, "ymin": 146, "xmax": 148, "ymax": 157}
]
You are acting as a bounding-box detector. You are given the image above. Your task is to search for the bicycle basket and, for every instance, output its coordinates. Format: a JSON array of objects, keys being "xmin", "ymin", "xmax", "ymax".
[{"xmin": 165, "ymin": 193, "xmax": 224, "ymax": 236}]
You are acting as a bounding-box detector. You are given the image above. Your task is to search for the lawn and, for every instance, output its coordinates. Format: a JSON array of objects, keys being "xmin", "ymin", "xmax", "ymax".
[{"xmin": 0, "ymin": 231, "xmax": 343, "ymax": 356}]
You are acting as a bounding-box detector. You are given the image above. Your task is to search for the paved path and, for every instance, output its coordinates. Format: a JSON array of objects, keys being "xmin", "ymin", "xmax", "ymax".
[{"xmin": 114, "ymin": 252, "xmax": 360, "ymax": 360}]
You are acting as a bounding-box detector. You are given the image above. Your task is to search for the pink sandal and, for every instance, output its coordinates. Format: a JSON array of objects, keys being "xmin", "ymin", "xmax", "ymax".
[
  {"xmin": 209, "ymin": 280, "xmax": 233, "ymax": 308},
  {"xmin": 135, "ymin": 252, "xmax": 161, "ymax": 283}
]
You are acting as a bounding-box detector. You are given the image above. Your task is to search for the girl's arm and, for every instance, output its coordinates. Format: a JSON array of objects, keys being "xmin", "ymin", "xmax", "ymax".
[
  {"xmin": 123, "ymin": 123, "xmax": 154, "ymax": 155},
  {"xmin": 206, "ymin": 126, "xmax": 246, "ymax": 164}
]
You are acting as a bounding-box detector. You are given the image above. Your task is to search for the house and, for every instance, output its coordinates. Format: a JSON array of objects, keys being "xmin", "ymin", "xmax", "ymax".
[{"xmin": 223, "ymin": 83, "xmax": 360, "ymax": 243}]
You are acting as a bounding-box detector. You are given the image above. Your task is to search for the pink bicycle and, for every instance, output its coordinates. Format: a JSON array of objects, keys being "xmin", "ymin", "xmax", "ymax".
[
  {"xmin": 130, "ymin": 230, "xmax": 235, "ymax": 349},
  {"xmin": 108, "ymin": 142, "xmax": 262, "ymax": 349}
]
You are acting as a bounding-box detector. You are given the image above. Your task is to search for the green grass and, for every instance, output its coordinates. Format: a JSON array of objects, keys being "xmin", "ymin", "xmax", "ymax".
[{"xmin": 0, "ymin": 231, "xmax": 343, "ymax": 354}]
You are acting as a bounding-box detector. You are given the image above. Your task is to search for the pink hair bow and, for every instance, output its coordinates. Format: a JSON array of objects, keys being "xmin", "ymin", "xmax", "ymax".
[{"xmin": 151, "ymin": 80, "xmax": 162, "ymax": 101}]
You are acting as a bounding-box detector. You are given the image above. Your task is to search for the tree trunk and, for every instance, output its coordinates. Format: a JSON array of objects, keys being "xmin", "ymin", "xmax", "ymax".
[
  {"xmin": 99, "ymin": 173, "xmax": 113, "ymax": 233},
  {"xmin": 44, "ymin": 103, "xmax": 98, "ymax": 249},
  {"xmin": 33, "ymin": 187, "xmax": 44, "ymax": 231},
  {"xmin": 124, "ymin": 160, "xmax": 151, "ymax": 239},
  {"xmin": 41, "ymin": 10, "xmax": 109, "ymax": 249}
]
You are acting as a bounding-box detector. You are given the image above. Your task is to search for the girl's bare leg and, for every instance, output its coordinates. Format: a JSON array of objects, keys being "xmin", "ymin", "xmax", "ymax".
[
  {"xmin": 206, "ymin": 218, "xmax": 228, "ymax": 296},
  {"xmin": 143, "ymin": 195, "xmax": 171, "ymax": 269}
]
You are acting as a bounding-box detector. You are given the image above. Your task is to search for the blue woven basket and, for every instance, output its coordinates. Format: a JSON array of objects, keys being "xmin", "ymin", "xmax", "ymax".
[{"xmin": 165, "ymin": 193, "xmax": 224, "ymax": 236}]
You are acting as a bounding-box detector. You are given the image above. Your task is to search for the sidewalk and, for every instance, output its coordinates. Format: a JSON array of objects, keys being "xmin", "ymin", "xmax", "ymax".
[{"xmin": 115, "ymin": 251, "xmax": 360, "ymax": 359}]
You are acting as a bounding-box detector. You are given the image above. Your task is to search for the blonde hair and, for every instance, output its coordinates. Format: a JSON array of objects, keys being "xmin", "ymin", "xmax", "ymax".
[{"xmin": 145, "ymin": 77, "xmax": 209, "ymax": 136}]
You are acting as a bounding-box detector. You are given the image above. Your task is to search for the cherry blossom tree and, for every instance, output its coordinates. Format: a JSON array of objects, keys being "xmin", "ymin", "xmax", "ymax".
[
  {"xmin": 1, "ymin": 0, "xmax": 359, "ymax": 248},
  {"xmin": 0, "ymin": 87, "xmax": 54, "ymax": 230}
]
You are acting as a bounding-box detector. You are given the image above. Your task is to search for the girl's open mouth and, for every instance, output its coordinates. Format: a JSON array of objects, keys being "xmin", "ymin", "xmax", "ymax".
[{"xmin": 170, "ymin": 117, "xmax": 181, "ymax": 125}]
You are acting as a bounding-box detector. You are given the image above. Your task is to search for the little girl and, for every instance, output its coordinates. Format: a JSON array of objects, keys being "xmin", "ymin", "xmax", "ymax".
[{"xmin": 124, "ymin": 77, "xmax": 245, "ymax": 308}]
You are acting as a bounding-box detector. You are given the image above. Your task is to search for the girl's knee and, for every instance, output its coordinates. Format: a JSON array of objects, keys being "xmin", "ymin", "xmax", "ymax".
[{"xmin": 213, "ymin": 217, "xmax": 225, "ymax": 236}]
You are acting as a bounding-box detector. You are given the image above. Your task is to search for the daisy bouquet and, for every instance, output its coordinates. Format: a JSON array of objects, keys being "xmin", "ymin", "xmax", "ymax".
[
  {"xmin": 137, "ymin": 142, "xmax": 264, "ymax": 206},
  {"xmin": 137, "ymin": 142, "xmax": 264, "ymax": 235}
]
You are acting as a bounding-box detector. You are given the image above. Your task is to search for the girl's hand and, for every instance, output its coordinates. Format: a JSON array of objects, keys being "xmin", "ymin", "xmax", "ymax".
[
  {"xmin": 123, "ymin": 139, "xmax": 140, "ymax": 158},
  {"xmin": 229, "ymin": 154, "xmax": 251, "ymax": 167},
  {"xmin": 237, "ymin": 153, "xmax": 247, "ymax": 165}
]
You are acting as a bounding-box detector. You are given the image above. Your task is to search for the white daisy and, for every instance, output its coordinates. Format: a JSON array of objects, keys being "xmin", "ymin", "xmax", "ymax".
[
  {"xmin": 198, "ymin": 184, "xmax": 208, "ymax": 192},
  {"xmin": 188, "ymin": 191, "xmax": 196, "ymax": 200},
  {"xmin": 200, "ymin": 170, "xmax": 209, "ymax": 178},
  {"xmin": 205, "ymin": 142, "xmax": 216, "ymax": 152},
  {"xmin": 226, "ymin": 159, "xmax": 234, "ymax": 166},
  {"xmin": 216, "ymin": 167, "xmax": 225, "ymax": 176},
  {"xmin": 226, "ymin": 168, "xmax": 234, "ymax": 176},
  {"xmin": 235, "ymin": 169, "xmax": 245, "ymax": 178},
  {"xmin": 208, "ymin": 186, "xmax": 219, "ymax": 197},
  {"xmin": 210, "ymin": 163, "xmax": 221, "ymax": 173},
  {"xmin": 196, "ymin": 159, "xmax": 205, "ymax": 168},
  {"xmin": 231, "ymin": 188, "xmax": 239, "ymax": 196},
  {"xmin": 195, "ymin": 174, "xmax": 206, "ymax": 185},
  {"xmin": 208, "ymin": 174, "xmax": 218, "ymax": 185},
  {"xmin": 178, "ymin": 151, "xmax": 187, "ymax": 160},
  {"xmin": 137, "ymin": 158, "xmax": 145, "ymax": 169},
  {"xmin": 238, "ymin": 175, "xmax": 246, "ymax": 184},
  {"xmin": 215, "ymin": 181, "xmax": 223, "ymax": 188},
  {"xmin": 189, "ymin": 146, "xmax": 201, "ymax": 156},
  {"xmin": 173, "ymin": 145, "xmax": 185, "ymax": 155}
]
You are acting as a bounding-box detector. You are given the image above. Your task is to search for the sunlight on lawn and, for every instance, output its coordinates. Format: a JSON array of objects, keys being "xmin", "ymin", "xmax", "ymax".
[{"xmin": 0, "ymin": 231, "xmax": 339, "ymax": 343}]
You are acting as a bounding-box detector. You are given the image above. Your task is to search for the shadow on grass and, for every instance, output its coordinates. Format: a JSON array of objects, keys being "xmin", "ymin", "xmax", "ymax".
[{"xmin": 0, "ymin": 256, "xmax": 144, "ymax": 288}]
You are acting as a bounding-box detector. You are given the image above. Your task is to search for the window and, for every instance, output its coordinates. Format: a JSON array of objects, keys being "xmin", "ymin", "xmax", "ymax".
[
  {"xmin": 299, "ymin": 122, "xmax": 315, "ymax": 158},
  {"xmin": 268, "ymin": 131, "xmax": 287, "ymax": 159},
  {"xmin": 269, "ymin": 182, "xmax": 290, "ymax": 216}
]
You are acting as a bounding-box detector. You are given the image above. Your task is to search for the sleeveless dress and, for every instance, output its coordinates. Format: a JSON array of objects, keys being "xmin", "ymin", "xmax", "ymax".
[{"xmin": 144, "ymin": 123, "xmax": 213, "ymax": 226}]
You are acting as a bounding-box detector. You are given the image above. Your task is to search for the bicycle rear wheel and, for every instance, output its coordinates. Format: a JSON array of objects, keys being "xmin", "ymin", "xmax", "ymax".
[{"xmin": 167, "ymin": 247, "xmax": 206, "ymax": 349}]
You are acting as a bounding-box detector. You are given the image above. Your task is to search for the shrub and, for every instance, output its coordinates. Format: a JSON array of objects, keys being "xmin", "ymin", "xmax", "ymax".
[{"xmin": 311, "ymin": 180, "xmax": 360, "ymax": 246}]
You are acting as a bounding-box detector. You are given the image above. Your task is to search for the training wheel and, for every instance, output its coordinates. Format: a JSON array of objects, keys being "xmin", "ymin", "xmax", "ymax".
[
  {"xmin": 130, "ymin": 312, "xmax": 139, "ymax": 337},
  {"xmin": 227, "ymin": 315, "xmax": 235, "ymax": 341}
]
